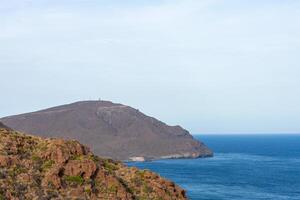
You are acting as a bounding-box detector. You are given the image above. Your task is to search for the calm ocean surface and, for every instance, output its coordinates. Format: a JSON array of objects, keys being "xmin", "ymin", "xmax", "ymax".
[{"xmin": 127, "ymin": 135, "xmax": 300, "ymax": 200}]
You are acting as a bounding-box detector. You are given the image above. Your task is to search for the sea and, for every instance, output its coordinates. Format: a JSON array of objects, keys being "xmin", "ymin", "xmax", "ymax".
[{"xmin": 127, "ymin": 134, "xmax": 300, "ymax": 200}]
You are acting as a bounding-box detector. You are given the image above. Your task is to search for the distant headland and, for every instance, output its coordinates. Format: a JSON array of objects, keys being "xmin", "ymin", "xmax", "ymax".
[{"xmin": 1, "ymin": 100, "xmax": 213, "ymax": 161}]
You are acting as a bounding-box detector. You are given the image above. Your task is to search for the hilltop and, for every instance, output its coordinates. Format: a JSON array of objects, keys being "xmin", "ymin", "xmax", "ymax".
[
  {"xmin": 1, "ymin": 101, "xmax": 212, "ymax": 161},
  {"xmin": 0, "ymin": 125, "xmax": 187, "ymax": 199}
]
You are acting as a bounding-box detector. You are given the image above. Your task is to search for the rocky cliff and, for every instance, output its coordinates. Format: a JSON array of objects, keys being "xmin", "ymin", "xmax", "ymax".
[
  {"xmin": 0, "ymin": 125, "xmax": 187, "ymax": 199},
  {"xmin": 1, "ymin": 101, "xmax": 213, "ymax": 161}
]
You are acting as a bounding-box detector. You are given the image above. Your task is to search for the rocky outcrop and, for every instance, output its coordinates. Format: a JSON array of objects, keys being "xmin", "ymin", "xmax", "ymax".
[
  {"xmin": 0, "ymin": 125, "xmax": 187, "ymax": 199},
  {"xmin": 1, "ymin": 100, "xmax": 213, "ymax": 160}
]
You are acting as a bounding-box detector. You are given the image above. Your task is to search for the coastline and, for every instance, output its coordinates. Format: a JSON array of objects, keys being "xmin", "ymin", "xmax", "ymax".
[{"xmin": 125, "ymin": 152, "xmax": 214, "ymax": 162}]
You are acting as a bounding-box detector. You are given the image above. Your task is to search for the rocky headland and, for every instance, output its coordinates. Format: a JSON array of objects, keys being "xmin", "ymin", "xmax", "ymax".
[{"xmin": 1, "ymin": 101, "xmax": 213, "ymax": 161}]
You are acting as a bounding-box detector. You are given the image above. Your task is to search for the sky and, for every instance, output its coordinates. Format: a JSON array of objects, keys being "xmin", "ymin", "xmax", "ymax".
[{"xmin": 1, "ymin": 0, "xmax": 300, "ymax": 134}]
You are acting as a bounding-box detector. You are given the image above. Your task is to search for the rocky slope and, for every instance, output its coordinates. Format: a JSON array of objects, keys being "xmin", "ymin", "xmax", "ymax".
[
  {"xmin": 0, "ymin": 125, "xmax": 187, "ymax": 200},
  {"xmin": 1, "ymin": 101, "xmax": 213, "ymax": 161},
  {"xmin": 0, "ymin": 122, "xmax": 9, "ymax": 129}
]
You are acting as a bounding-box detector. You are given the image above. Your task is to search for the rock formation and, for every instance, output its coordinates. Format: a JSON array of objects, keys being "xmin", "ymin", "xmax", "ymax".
[
  {"xmin": 0, "ymin": 124, "xmax": 187, "ymax": 199},
  {"xmin": 1, "ymin": 101, "xmax": 213, "ymax": 161}
]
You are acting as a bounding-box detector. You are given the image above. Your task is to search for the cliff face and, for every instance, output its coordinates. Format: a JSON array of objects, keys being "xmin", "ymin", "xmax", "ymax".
[
  {"xmin": 1, "ymin": 101, "xmax": 213, "ymax": 161},
  {"xmin": 0, "ymin": 125, "xmax": 187, "ymax": 200}
]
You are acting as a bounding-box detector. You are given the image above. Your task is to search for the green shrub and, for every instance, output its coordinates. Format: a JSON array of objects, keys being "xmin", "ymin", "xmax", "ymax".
[
  {"xmin": 103, "ymin": 160, "xmax": 118, "ymax": 173},
  {"xmin": 137, "ymin": 170, "xmax": 146, "ymax": 178},
  {"xmin": 84, "ymin": 188, "xmax": 91, "ymax": 194},
  {"xmin": 69, "ymin": 155, "xmax": 83, "ymax": 160},
  {"xmin": 41, "ymin": 160, "xmax": 55, "ymax": 171},
  {"xmin": 108, "ymin": 184, "xmax": 118, "ymax": 193},
  {"xmin": 64, "ymin": 176, "xmax": 84, "ymax": 185},
  {"xmin": 8, "ymin": 166, "xmax": 27, "ymax": 177},
  {"xmin": 31, "ymin": 155, "xmax": 41, "ymax": 162},
  {"xmin": 143, "ymin": 184, "xmax": 153, "ymax": 193},
  {"xmin": 89, "ymin": 155, "xmax": 99, "ymax": 162}
]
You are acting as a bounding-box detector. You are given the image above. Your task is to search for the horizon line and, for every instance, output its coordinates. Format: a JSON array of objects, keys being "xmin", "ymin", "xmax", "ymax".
[{"xmin": 193, "ymin": 132, "xmax": 300, "ymax": 135}]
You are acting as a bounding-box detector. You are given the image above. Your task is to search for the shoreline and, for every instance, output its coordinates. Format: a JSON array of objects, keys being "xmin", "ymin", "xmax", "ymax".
[{"xmin": 124, "ymin": 153, "xmax": 214, "ymax": 163}]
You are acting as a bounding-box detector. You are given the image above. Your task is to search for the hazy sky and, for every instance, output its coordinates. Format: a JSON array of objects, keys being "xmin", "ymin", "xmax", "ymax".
[{"xmin": 1, "ymin": 0, "xmax": 300, "ymax": 134}]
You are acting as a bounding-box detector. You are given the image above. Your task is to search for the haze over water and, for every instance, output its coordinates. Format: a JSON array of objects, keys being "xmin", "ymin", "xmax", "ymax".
[{"xmin": 128, "ymin": 134, "xmax": 300, "ymax": 200}]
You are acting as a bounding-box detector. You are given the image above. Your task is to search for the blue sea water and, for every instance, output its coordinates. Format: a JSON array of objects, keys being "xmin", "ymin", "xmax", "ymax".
[{"xmin": 127, "ymin": 135, "xmax": 300, "ymax": 200}]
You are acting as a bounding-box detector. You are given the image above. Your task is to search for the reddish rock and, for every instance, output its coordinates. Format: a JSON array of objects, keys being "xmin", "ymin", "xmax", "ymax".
[
  {"xmin": 0, "ymin": 155, "xmax": 19, "ymax": 167},
  {"xmin": 64, "ymin": 159, "xmax": 97, "ymax": 179},
  {"xmin": 42, "ymin": 165, "xmax": 63, "ymax": 189},
  {"xmin": 0, "ymin": 126, "xmax": 188, "ymax": 200}
]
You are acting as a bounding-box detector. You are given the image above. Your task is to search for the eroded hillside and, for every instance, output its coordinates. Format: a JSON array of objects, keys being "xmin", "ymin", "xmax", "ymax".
[{"xmin": 0, "ymin": 125, "xmax": 187, "ymax": 200}]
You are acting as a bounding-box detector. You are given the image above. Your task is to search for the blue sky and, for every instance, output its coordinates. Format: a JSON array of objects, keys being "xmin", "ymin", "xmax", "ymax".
[{"xmin": 1, "ymin": 0, "xmax": 300, "ymax": 134}]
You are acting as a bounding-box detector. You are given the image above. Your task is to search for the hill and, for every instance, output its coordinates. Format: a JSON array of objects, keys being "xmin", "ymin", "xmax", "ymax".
[
  {"xmin": 1, "ymin": 101, "xmax": 212, "ymax": 161},
  {"xmin": 0, "ymin": 124, "xmax": 187, "ymax": 199},
  {"xmin": 0, "ymin": 122, "xmax": 9, "ymax": 129}
]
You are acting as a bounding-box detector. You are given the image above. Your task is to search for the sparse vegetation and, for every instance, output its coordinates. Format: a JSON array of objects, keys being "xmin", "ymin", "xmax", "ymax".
[
  {"xmin": 89, "ymin": 154, "xmax": 99, "ymax": 162},
  {"xmin": 0, "ymin": 125, "xmax": 187, "ymax": 199},
  {"xmin": 103, "ymin": 160, "xmax": 119, "ymax": 173},
  {"xmin": 70, "ymin": 155, "xmax": 83, "ymax": 160},
  {"xmin": 64, "ymin": 175, "xmax": 84, "ymax": 185},
  {"xmin": 0, "ymin": 189, "xmax": 5, "ymax": 200},
  {"xmin": 41, "ymin": 160, "xmax": 55, "ymax": 171},
  {"xmin": 143, "ymin": 184, "xmax": 153, "ymax": 193},
  {"xmin": 108, "ymin": 184, "xmax": 118, "ymax": 193},
  {"xmin": 84, "ymin": 187, "xmax": 91, "ymax": 194}
]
